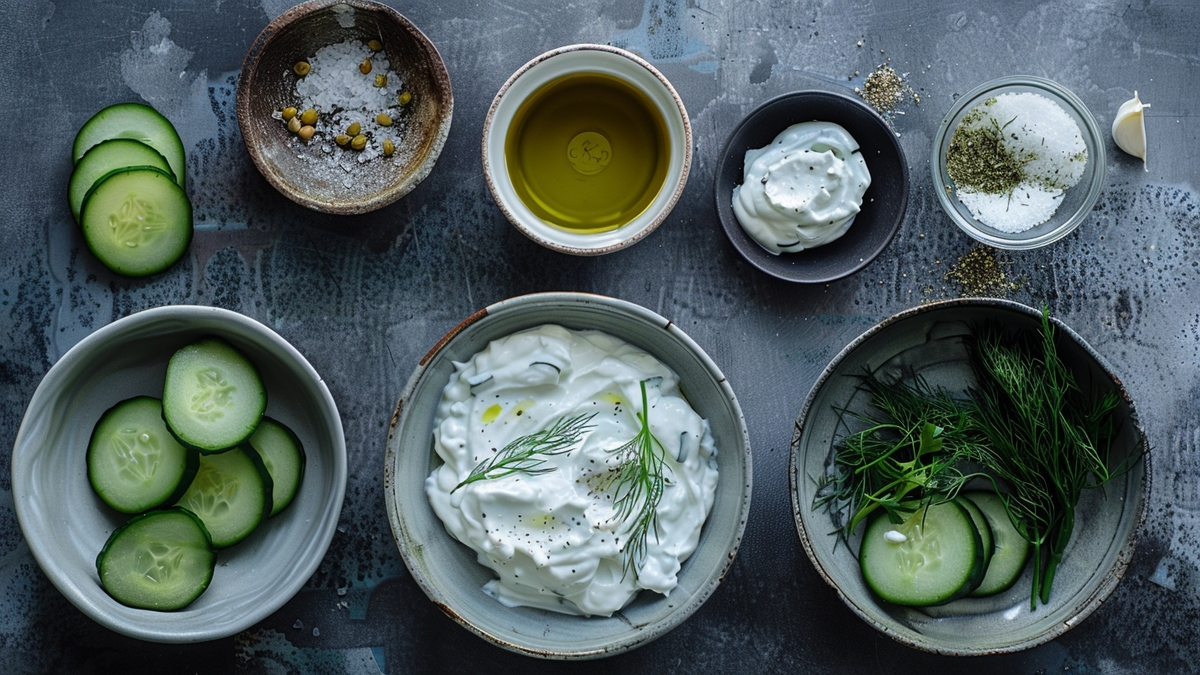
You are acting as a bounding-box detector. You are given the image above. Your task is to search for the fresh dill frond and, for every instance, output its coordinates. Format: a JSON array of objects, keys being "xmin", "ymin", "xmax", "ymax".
[
  {"xmin": 453, "ymin": 412, "xmax": 596, "ymax": 492},
  {"xmin": 604, "ymin": 380, "xmax": 672, "ymax": 581}
]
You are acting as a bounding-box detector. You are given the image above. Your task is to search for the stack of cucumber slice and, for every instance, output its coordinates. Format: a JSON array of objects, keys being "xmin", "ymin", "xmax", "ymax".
[
  {"xmin": 859, "ymin": 491, "xmax": 1030, "ymax": 607},
  {"xmin": 89, "ymin": 336, "xmax": 306, "ymax": 610},
  {"xmin": 70, "ymin": 103, "xmax": 193, "ymax": 277}
]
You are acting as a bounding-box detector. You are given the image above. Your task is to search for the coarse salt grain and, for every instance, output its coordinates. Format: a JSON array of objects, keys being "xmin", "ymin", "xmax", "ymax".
[{"xmin": 283, "ymin": 39, "xmax": 409, "ymax": 173}]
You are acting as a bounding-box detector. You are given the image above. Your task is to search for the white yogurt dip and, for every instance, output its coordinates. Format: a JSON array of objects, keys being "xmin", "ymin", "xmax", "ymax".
[
  {"xmin": 425, "ymin": 324, "xmax": 719, "ymax": 617},
  {"xmin": 732, "ymin": 121, "xmax": 871, "ymax": 254}
]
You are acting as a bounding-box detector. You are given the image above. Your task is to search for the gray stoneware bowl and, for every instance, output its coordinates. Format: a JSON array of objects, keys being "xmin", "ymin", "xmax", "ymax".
[
  {"xmin": 790, "ymin": 298, "xmax": 1148, "ymax": 655},
  {"xmin": 12, "ymin": 306, "xmax": 347, "ymax": 643},
  {"xmin": 237, "ymin": 0, "xmax": 453, "ymax": 214},
  {"xmin": 385, "ymin": 292, "xmax": 751, "ymax": 658},
  {"xmin": 714, "ymin": 90, "xmax": 908, "ymax": 283}
]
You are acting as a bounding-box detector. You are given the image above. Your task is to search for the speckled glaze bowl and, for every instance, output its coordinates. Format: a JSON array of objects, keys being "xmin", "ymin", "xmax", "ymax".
[
  {"xmin": 714, "ymin": 90, "xmax": 908, "ymax": 283},
  {"xmin": 790, "ymin": 298, "xmax": 1148, "ymax": 655},
  {"xmin": 385, "ymin": 292, "xmax": 751, "ymax": 658},
  {"xmin": 482, "ymin": 45, "xmax": 692, "ymax": 256},
  {"xmin": 12, "ymin": 306, "xmax": 347, "ymax": 643},
  {"xmin": 931, "ymin": 76, "xmax": 1106, "ymax": 250},
  {"xmin": 237, "ymin": 0, "xmax": 453, "ymax": 214}
]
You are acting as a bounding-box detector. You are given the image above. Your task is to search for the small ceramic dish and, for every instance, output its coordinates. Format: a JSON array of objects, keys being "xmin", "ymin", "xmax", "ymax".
[
  {"xmin": 12, "ymin": 306, "xmax": 347, "ymax": 643},
  {"xmin": 714, "ymin": 90, "xmax": 907, "ymax": 283},
  {"xmin": 385, "ymin": 292, "xmax": 751, "ymax": 658},
  {"xmin": 790, "ymin": 298, "xmax": 1148, "ymax": 655},
  {"xmin": 931, "ymin": 76, "xmax": 1106, "ymax": 250},
  {"xmin": 237, "ymin": 0, "xmax": 453, "ymax": 214},
  {"xmin": 482, "ymin": 45, "xmax": 692, "ymax": 256}
]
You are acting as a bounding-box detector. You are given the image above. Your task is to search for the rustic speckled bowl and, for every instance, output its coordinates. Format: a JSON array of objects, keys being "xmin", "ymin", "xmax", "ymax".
[
  {"xmin": 482, "ymin": 45, "xmax": 692, "ymax": 256},
  {"xmin": 385, "ymin": 292, "xmax": 751, "ymax": 658},
  {"xmin": 12, "ymin": 306, "xmax": 347, "ymax": 643},
  {"xmin": 791, "ymin": 298, "xmax": 1148, "ymax": 655},
  {"xmin": 237, "ymin": 0, "xmax": 453, "ymax": 214}
]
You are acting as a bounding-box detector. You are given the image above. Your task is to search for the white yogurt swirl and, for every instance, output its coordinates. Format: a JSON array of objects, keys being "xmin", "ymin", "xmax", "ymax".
[
  {"xmin": 425, "ymin": 325, "xmax": 719, "ymax": 617},
  {"xmin": 732, "ymin": 121, "xmax": 871, "ymax": 254}
]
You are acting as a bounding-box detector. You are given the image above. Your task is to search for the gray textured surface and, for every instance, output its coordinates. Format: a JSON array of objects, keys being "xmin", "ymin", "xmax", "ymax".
[{"xmin": 1, "ymin": 0, "xmax": 1197, "ymax": 673}]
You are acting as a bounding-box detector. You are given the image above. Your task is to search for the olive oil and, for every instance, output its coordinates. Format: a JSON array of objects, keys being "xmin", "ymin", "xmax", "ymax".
[{"xmin": 505, "ymin": 72, "xmax": 670, "ymax": 233}]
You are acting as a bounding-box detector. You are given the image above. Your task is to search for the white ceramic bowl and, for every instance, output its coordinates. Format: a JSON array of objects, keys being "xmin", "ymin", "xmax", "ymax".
[
  {"xmin": 385, "ymin": 292, "xmax": 750, "ymax": 658},
  {"xmin": 482, "ymin": 45, "xmax": 692, "ymax": 255},
  {"xmin": 12, "ymin": 306, "xmax": 347, "ymax": 643}
]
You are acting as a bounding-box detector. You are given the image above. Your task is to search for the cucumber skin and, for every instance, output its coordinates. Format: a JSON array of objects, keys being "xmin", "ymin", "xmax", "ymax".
[
  {"xmin": 96, "ymin": 507, "xmax": 215, "ymax": 611},
  {"xmin": 964, "ymin": 491, "xmax": 1032, "ymax": 597},
  {"xmin": 86, "ymin": 396, "xmax": 201, "ymax": 514},
  {"xmin": 243, "ymin": 417, "xmax": 306, "ymax": 517},
  {"xmin": 241, "ymin": 443, "xmax": 276, "ymax": 522},
  {"xmin": 80, "ymin": 166, "xmax": 193, "ymax": 278},
  {"xmin": 954, "ymin": 496, "xmax": 994, "ymax": 594},
  {"xmin": 860, "ymin": 502, "xmax": 984, "ymax": 607}
]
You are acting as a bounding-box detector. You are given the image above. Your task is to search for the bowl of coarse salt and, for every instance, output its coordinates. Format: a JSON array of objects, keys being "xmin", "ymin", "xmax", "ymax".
[
  {"xmin": 931, "ymin": 76, "xmax": 1106, "ymax": 250},
  {"xmin": 237, "ymin": 0, "xmax": 453, "ymax": 214}
]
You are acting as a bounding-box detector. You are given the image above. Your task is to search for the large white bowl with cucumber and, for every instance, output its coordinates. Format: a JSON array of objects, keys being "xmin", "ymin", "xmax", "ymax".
[
  {"xmin": 12, "ymin": 306, "xmax": 347, "ymax": 643},
  {"xmin": 790, "ymin": 298, "xmax": 1148, "ymax": 655}
]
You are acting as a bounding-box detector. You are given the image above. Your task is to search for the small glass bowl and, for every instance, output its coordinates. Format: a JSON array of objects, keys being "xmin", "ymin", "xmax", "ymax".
[{"xmin": 931, "ymin": 76, "xmax": 1106, "ymax": 250}]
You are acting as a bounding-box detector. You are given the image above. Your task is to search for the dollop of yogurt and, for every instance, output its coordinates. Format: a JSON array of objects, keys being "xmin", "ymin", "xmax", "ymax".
[
  {"xmin": 731, "ymin": 121, "xmax": 871, "ymax": 254},
  {"xmin": 425, "ymin": 325, "xmax": 719, "ymax": 617}
]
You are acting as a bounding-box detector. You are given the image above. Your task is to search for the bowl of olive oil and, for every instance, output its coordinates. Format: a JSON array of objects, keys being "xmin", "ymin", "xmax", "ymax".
[{"xmin": 483, "ymin": 45, "xmax": 692, "ymax": 255}]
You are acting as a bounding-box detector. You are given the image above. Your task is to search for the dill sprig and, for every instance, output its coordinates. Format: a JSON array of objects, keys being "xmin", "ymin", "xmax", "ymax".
[
  {"xmin": 604, "ymin": 380, "xmax": 671, "ymax": 580},
  {"xmin": 453, "ymin": 412, "xmax": 596, "ymax": 492}
]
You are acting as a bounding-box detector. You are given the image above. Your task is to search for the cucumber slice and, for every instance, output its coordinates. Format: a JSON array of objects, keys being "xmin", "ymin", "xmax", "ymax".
[
  {"xmin": 860, "ymin": 502, "xmax": 983, "ymax": 606},
  {"xmin": 163, "ymin": 337, "xmax": 266, "ymax": 453},
  {"xmin": 70, "ymin": 139, "xmax": 174, "ymax": 224},
  {"xmin": 87, "ymin": 397, "xmax": 199, "ymax": 514},
  {"xmin": 955, "ymin": 495, "xmax": 994, "ymax": 593},
  {"xmin": 244, "ymin": 417, "xmax": 306, "ymax": 517},
  {"xmin": 72, "ymin": 102, "xmax": 186, "ymax": 188},
  {"xmin": 80, "ymin": 167, "xmax": 193, "ymax": 277},
  {"xmin": 96, "ymin": 508, "xmax": 215, "ymax": 611},
  {"xmin": 965, "ymin": 491, "xmax": 1032, "ymax": 597},
  {"xmin": 175, "ymin": 447, "xmax": 269, "ymax": 548}
]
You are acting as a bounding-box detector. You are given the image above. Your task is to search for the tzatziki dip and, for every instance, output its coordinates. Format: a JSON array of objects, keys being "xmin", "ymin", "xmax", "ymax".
[
  {"xmin": 732, "ymin": 121, "xmax": 871, "ymax": 254},
  {"xmin": 425, "ymin": 324, "xmax": 719, "ymax": 617}
]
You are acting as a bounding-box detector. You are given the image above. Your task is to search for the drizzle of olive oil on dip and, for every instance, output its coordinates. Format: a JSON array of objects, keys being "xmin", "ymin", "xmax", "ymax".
[{"xmin": 504, "ymin": 72, "xmax": 670, "ymax": 233}]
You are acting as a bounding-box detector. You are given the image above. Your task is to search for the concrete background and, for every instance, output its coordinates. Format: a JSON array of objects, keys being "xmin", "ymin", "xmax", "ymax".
[{"xmin": 1, "ymin": 0, "xmax": 1197, "ymax": 672}]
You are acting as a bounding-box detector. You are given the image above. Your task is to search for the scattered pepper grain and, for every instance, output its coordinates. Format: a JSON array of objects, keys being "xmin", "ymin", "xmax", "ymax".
[{"xmin": 945, "ymin": 247, "xmax": 1016, "ymax": 297}]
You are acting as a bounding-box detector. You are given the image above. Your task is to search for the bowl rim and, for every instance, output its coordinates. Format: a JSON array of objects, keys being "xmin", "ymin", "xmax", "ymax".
[
  {"xmin": 384, "ymin": 291, "xmax": 752, "ymax": 658},
  {"xmin": 713, "ymin": 89, "xmax": 909, "ymax": 283},
  {"xmin": 788, "ymin": 297, "xmax": 1150, "ymax": 655},
  {"xmin": 930, "ymin": 75, "xmax": 1107, "ymax": 250},
  {"xmin": 11, "ymin": 305, "xmax": 348, "ymax": 643},
  {"xmin": 480, "ymin": 44, "xmax": 693, "ymax": 256},
  {"xmin": 236, "ymin": 0, "xmax": 454, "ymax": 215}
]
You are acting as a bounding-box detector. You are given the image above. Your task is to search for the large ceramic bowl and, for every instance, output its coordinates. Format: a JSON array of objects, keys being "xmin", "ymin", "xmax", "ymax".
[
  {"xmin": 931, "ymin": 76, "xmax": 1106, "ymax": 250},
  {"xmin": 12, "ymin": 306, "xmax": 347, "ymax": 643},
  {"xmin": 385, "ymin": 292, "xmax": 751, "ymax": 658},
  {"xmin": 237, "ymin": 0, "xmax": 453, "ymax": 214},
  {"xmin": 714, "ymin": 90, "xmax": 908, "ymax": 283},
  {"xmin": 482, "ymin": 45, "xmax": 692, "ymax": 256},
  {"xmin": 790, "ymin": 299, "xmax": 1148, "ymax": 655}
]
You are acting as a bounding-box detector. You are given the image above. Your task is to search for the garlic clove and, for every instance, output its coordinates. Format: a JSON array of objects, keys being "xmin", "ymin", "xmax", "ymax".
[{"xmin": 1112, "ymin": 90, "xmax": 1149, "ymax": 171}]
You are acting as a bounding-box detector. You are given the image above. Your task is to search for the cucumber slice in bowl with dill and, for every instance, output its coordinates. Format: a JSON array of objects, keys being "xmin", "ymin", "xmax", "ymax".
[
  {"xmin": 96, "ymin": 507, "xmax": 216, "ymax": 611},
  {"xmin": 243, "ymin": 417, "xmax": 306, "ymax": 517},
  {"xmin": 69, "ymin": 138, "xmax": 175, "ymax": 224},
  {"xmin": 163, "ymin": 337, "xmax": 266, "ymax": 453},
  {"xmin": 87, "ymin": 396, "xmax": 199, "ymax": 514},
  {"xmin": 175, "ymin": 446, "xmax": 271, "ymax": 548},
  {"xmin": 954, "ymin": 494, "xmax": 994, "ymax": 594},
  {"xmin": 859, "ymin": 501, "xmax": 984, "ymax": 606},
  {"xmin": 965, "ymin": 491, "xmax": 1031, "ymax": 597},
  {"xmin": 72, "ymin": 102, "xmax": 187, "ymax": 188},
  {"xmin": 80, "ymin": 166, "xmax": 193, "ymax": 277}
]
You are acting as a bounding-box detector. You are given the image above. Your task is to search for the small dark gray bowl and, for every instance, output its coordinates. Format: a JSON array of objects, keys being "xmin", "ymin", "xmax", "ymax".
[{"xmin": 714, "ymin": 91, "xmax": 908, "ymax": 283}]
